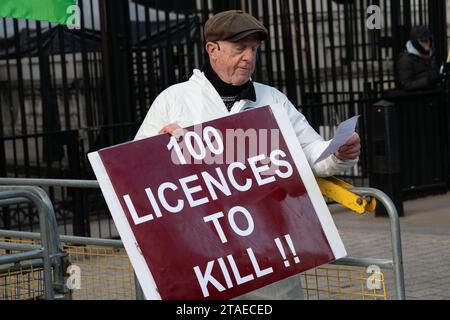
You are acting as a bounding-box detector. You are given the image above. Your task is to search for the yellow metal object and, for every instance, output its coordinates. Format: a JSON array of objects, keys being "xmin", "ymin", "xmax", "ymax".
[{"xmin": 316, "ymin": 176, "xmax": 376, "ymax": 214}]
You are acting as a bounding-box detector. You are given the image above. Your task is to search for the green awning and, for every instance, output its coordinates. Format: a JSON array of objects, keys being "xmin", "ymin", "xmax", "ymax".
[{"xmin": 0, "ymin": 0, "xmax": 76, "ymax": 25}]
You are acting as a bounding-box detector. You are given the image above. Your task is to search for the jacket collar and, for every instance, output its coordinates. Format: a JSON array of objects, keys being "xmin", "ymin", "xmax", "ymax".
[
  {"xmin": 190, "ymin": 69, "xmax": 256, "ymax": 102},
  {"xmin": 202, "ymin": 61, "xmax": 256, "ymax": 102},
  {"xmin": 406, "ymin": 40, "xmax": 432, "ymax": 58}
]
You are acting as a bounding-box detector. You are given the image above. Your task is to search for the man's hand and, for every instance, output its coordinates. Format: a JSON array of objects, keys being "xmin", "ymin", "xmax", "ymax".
[
  {"xmin": 334, "ymin": 132, "xmax": 361, "ymax": 161},
  {"xmin": 159, "ymin": 123, "xmax": 185, "ymax": 140}
]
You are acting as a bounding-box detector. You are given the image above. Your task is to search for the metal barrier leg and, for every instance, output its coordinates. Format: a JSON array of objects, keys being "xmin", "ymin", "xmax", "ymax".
[{"xmin": 351, "ymin": 187, "xmax": 406, "ymax": 300}]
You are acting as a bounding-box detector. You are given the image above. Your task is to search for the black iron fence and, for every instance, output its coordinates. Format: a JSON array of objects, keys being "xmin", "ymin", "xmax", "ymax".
[{"xmin": 0, "ymin": 0, "xmax": 448, "ymax": 236}]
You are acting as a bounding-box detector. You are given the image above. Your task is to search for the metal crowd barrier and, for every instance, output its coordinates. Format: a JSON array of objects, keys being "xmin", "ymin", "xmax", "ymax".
[
  {"xmin": 0, "ymin": 178, "xmax": 405, "ymax": 300},
  {"xmin": 0, "ymin": 229, "xmax": 144, "ymax": 300},
  {"xmin": 301, "ymin": 186, "xmax": 405, "ymax": 300},
  {"xmin": 0, "ymin": 185, "xmax": 67, "ymax": 300}
]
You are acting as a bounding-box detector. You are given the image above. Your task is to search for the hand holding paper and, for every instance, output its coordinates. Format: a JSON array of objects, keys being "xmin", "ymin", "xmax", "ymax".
[
  {"xmin": 314, "ymin": 115, "xmax": 360, "ymax": 164},
  {"xmin": 334, "ymin": 132, "xmax": 361, "ymax": 161}
]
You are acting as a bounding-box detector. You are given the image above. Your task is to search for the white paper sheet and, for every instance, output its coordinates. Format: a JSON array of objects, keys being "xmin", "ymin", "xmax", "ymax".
[{"xmin": 314, "ymin": 115, "xmax": 360, "ymax": 164}]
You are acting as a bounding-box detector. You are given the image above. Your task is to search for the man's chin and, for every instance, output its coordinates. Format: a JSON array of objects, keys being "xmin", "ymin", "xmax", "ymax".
[{"xmin": 232, "ymin": 76, "xmax": 251, "ymax": 86}]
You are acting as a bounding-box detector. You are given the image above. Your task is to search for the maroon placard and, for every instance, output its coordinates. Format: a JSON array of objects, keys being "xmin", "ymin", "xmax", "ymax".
[{"xmin": 91, "ymin": 106, "xmax": 344, "ymax": 300}]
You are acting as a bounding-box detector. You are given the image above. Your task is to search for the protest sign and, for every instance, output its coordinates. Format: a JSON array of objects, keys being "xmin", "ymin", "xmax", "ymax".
[{"xmin": 88, "ymin": 105, "xmax": 346, "ymax": 300}]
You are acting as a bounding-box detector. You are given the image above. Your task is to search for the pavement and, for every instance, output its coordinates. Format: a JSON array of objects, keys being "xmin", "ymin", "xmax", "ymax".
[{"xmin": 329, "ymin": 191, "xmax": 450, "ymax": 300}]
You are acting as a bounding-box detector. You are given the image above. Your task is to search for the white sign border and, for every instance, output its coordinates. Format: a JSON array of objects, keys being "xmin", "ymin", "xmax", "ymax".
[{"xmin": 88, "ymin": 152, "xmax": 161, "ymax": 300}]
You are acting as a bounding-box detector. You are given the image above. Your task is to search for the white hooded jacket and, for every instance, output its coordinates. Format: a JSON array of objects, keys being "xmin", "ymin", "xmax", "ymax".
[{"xmin": 135, "ymin": 69, "xmax": 357, "ymax": 177}]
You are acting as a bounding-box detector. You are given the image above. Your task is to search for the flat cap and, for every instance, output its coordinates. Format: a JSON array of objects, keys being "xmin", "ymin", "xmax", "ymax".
[{"xmin": 204, "ymin": 10, "xmax": 268, "ymax": 42}]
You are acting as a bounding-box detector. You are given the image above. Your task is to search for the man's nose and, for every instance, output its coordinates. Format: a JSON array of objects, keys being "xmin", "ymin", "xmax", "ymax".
[{"xmin": 242, "ymin": 48, "xmax": 256, "ymax": 61}]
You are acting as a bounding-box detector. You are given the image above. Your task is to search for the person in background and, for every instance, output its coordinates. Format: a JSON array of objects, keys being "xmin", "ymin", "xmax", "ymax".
[{"xmin": 397, "ymin": 26, "xmax": 450, "ymax": 91}]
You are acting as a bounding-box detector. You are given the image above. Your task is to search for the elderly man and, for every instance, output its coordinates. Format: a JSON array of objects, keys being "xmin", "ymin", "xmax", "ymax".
[{"xmin": 135, "ymin": 10, "xmax": 360, "ymax": 299}]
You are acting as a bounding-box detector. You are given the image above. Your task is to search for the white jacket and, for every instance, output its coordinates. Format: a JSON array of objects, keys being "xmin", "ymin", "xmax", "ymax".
[{"xmin": 135, "ymin": 69, "xmax": 357, "ymax": 177}]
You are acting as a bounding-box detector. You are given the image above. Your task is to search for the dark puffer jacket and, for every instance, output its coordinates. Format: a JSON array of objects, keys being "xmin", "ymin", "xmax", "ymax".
[{"xmin": 397, "ymin": 50, "xmax": 440, "ymax": 91}]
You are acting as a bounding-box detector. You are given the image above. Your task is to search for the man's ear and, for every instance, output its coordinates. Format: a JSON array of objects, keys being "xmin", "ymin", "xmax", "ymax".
[{"xmin": 205, "ymin": 42, "xmax": 218, "ymax": 60}]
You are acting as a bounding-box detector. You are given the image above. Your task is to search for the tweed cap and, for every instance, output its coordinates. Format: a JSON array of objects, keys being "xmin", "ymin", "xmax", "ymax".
[{"xmin": 204, "ymin": 10, "xmax": 268, "ymax": 42}]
